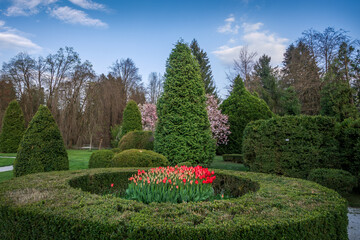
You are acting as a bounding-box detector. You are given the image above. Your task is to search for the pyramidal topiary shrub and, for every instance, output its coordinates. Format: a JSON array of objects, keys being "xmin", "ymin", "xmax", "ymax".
[
  {"xmin": 0, "ymin": 100, "xmax": 25, "ymax": 153},
  {"xmin": 218, "ymin": 75, "xmax": 273, "ymax": 154},
  {"xmin": 120, "ymin": 100, "xmax": 142, "ymax": 139},
  {"xmin": 14, "ymin": 105, "xmax": 69, "ymax": 177},
  {"xmin": 154, "ymin": 41, "xmax": 216, "ymax": 166}
]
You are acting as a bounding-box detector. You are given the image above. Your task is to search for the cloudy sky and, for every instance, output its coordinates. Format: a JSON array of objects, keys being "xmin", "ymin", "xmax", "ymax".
[{"xmin": 0, "ymin": 0, "xmax": 359, "ymax": 97}]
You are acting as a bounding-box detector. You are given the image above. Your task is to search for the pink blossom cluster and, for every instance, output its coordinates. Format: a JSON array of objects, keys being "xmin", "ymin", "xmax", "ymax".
[
  {"xmin": 138, "ymin": 103, "xmax": 157, "ymax": 131},
  {"xmin": 206, "ymin": 94, "xmax": 231, "ymax": 145}
]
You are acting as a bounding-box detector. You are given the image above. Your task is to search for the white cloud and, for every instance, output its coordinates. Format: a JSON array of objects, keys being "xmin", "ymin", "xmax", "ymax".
[
  {"xmin": 68, "ymin": 0, "xmax": 105, "ymax": 10},
  {"xmin": 50, "ymin": 6, "xmax": 108, "ymax": 28},
  {"xmin": 0, "ymin": 21, "xmax": 42, "ymax": 52},
  {"xmin": 5, "ymin": 0, "xmax": 58, "ymax": 16},
  {"xmin": 214, "ymin": 20, "xmax": 288, "ymax": 66},
  {"xmin": 217, "ymin": 14, "xmax": 239, "ymax": 34}
]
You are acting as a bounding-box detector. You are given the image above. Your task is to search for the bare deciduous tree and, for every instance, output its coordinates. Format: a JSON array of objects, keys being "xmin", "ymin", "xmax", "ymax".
[{"xmin": 233, "ymin": 45, "xmax": 257, "ymax": 88}]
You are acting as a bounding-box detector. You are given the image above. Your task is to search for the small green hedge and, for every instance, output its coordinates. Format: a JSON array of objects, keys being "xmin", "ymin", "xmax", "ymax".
[
  {"xmin": 112, "ymin": 149, "xmax": 169, "ymax": 167},
  {"xmin": 0, "ymin": 168, "xmax": 347, "ymax": 239},
  {"xmin": 308, "ymin": 168, "xmax": 358, "ymax": 195},
  {"xmin": 222, "ymin": 154, "xmax": 243, "ymax": 163},
  {"xmin": 88, "ymin": 150, "xmax": 114, "ymax": 168},
  {"xmin": 243, "ymin": 115, "xmax": 340, "ymax": 179},
  {"xmin": 118, "ymin": 130, "xmax": 154, "ymax": 151}
]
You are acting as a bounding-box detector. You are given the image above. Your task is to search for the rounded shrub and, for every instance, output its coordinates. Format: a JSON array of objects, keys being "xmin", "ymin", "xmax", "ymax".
[
  {"xmin": 112, "ymin": 149, "xmax": 168, "ymax": 167},
  {"xmin": 0, "ymin": 100, "xmax": 25, "ymax": 153},
  {"xmin": 218, "ymin": 75, "xmax": 273, "ymax": 155},
  {"xmin": 118, "ymin": 130, "xmax": 154, "ymax": 151},
  {"xmin": 154, "ymin": 41, "xmax": 215, "ymax": 166},
  {"xmin": 0, "ymin": 168, "xmax": 348, "ymax": 239},
  {"xmin": 120, "ymin": 100, "xmax": 142, "ymax": 139},
  {"xmin": 308, "ymin": 168, "xmax": 358, "ymax": 195},
  {"xmin": 13, "ymin": 105, "xmax": 69, "ymax": 177},
  {"xmin": 111, "ymin": 148, "xmax": 122, "ymax": 154},
  {"xmin": 243, "ymin": 115, "xmax": 340, "ymax": 179},
  {"xmin": 88, "ymin": 150, "xmax": 114, "ymax": 168}
]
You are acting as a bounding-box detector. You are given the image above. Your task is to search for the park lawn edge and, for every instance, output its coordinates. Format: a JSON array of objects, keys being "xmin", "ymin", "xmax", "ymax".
[{"xmin": 0, "ymin": 168, "xmax": 348, "ymax": 240}]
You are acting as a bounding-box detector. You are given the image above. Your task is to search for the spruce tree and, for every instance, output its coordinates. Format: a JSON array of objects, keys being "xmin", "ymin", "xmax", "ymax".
[
  {"xmin": 121, "ymin": 100, "xmax": 142, "ymax": 139},
  {"xmin": 190, "ymin": 39, "xmax": 218, "ymax": 98},
  {"xmin": 155, "ymin": 41, "xmax": 215, "ymax": 165},
  {"xmin": 14, "ymin": 105, "xmax": 68, "ymax": 177},
  {"xmin": 218, "ymin": 75, "xmax": 273, "ymax": 154},
  {"xmin": 0, "ymin": 100, "xmax": 25, "ymax": 153}
]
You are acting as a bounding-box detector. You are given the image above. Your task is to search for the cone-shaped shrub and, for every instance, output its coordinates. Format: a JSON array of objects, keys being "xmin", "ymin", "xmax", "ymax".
[
  {"xmin": 218, "ymin": 76, "xmax": 273, "ymax": 154},
  {"xmin": 120, "ymin": 100, "xmax": 142, "ymax": 139},
  {"xmin": 154, "ymin": 41, "xmax": 215, "ymax": 165},
  {"xmin": 0, "ymin": 100, "xmax": 25, "ymax": 153},
  {"xmin": 14, "ymin": 105, "xmax": 69, "ymax": 177}
]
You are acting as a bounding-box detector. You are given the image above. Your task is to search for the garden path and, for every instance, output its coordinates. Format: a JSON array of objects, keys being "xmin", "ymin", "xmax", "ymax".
[{"xmin": 348, "ymin": 207, "xmax": 360, "ymax": 240}]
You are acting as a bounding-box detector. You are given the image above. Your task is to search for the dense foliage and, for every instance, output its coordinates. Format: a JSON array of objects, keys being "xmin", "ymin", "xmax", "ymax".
[
  {"xmin": 218, "ymin": 75, "xmax": 273, "ymax": 154},
  {"xmin": 118, "ymin": 130, "xmax": 154, "ymax": 151},
  {"xmin": 308, "ymin": 168, "xmax": 358, "ymax": 195},
  {"xmin": 13, "ymin": 105, "xmax": 69, "ymax": 177},
  {"xmin": 243, "ymin": 115, "xmax": 340, "ymax": 179},
  {"xmin": 0, "ymin": 100, "xmax": 25, "ymax": 153},
  {"xmin": 154, "ymin": 41, "xmax": 215, "ymax": 166},
  {"xmin": 110, "ymin": 124, "xmax": 122, "ymax": 148},
  {"xmin": 112, "ymin": 149, "xmax": 168, "ymax": 167},
  {"xmin": 88, "ymin": 150, "xmax": 114, "ymax": 168},
  {"xmin": 120, "ymin": 100, "xmax": 142, "ymax": 139},
  {"xmin": 0, "ymin": 168, "xmax": 347, "ymax": 239}
]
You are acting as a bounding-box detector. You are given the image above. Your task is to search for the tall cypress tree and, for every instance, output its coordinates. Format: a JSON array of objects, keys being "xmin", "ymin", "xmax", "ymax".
[
  {"xmin": 155, "ymin": 41, "xmax": 215, "ymax": 165},
  {"xmin": 190, "ymin": 39, "xmax": 218, "ymax": 98},
  {"xmin": 120, "ymin": 100, "xmax": 142, "ymax": 139},
  {"xmin": 219, "ymin": 75, "xmax": 273, "ymax": 154},
  {"xmin": 0, "ymin": 100, "xmax": 25, "ymax": 153}
]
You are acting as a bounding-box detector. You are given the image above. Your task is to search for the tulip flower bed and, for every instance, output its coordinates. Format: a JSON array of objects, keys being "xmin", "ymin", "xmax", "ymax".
[
  {"xmin": 124, "ymin": 166, "xmax": 216, "ymax": 203},
  {"xmin": 0, "ymin": 168, "xmax": 348, "ymax": 240}
]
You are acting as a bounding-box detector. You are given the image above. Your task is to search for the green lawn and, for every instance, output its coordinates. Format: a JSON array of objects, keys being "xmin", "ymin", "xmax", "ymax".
[
  {"xmin": 210, "ymin": 155, "xmax": 249, "ymax": 171},
  {"xmin": 0, "ymin": 158, "xmax": 15, "ymax": 167}
]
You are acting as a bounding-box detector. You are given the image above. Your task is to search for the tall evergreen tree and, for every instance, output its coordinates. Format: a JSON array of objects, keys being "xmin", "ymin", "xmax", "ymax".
[
  {"xmin": 155, "ymin": 41, "xmax": 215, "ymax": 165},
  {"xmin": 120, "ymin": 100, "xmax": 142, "ymax": 139},
  {"xmin": 282, "ymin": 42, "xmax": 322, "ymax": 115},
  {"xmin": 0, "ymin": 100, "xmax": 25, "ymax": 153},
  {"xmin": 219, "ymin": 75, "xmax": 273, "ymax": 154},
  {"xmin": 280, "ymin": 87, "xmax": 301, "ymax": 115},
  {"xmin": 190, "ymin": 39, "xmax": 218, "ymax": 98},
  {"xmin": 14, "ymin": 105, "xmax": 68, "ymax": 177}
]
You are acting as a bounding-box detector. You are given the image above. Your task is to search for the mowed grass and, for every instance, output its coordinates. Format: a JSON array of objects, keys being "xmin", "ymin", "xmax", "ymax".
[
  {"xmin": 0, "ymin": 158, "xmax": 15, "ymax": 167},
  {"xmin": 210, "ymin": 155, "xmax": 249, "ymax": 171},
  {"xmin": 0, "ymin": 150, "xmax": 95, "ymax": 183}
]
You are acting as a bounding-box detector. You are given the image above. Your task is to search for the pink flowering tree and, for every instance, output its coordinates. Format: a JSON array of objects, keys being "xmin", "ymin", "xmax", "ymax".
[
  {"xmin": 139, "ymin": 103, "xmax": 157, "ymax": 131},
  {"xmin": 206, "ymin": 94, "xmax": 231, "ymax": 145}
]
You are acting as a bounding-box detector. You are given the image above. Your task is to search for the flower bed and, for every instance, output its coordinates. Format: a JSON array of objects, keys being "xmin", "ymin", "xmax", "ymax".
[{"xmin": 0, "ymin": 168, "xmax": 348, "ymax": 240}]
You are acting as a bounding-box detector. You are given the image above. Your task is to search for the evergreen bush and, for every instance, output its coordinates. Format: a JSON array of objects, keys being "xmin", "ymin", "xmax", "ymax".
[
  {"xmin": 154, "ymin": 41, "xmax": 215, "ymax": 166},
  {"xmin": 218, "ymin": 76, "xmax": 273, "ymax": 154},
  {"xmin": 0, "ymin": 100, "xmax": 25, "ymax": 153},
  {"xmin": 118, "ymin": 130, "xmax": 154, "ymax": 151},
  {"xmin": 13, "ymin": 105, "xmax": 69, "ymax": 177},
  {"xmin": 120, "ymin": 100, "xmax": 142, "ymax": 139},
  {"xmin": 112, "ymin": 149, "xmax": 168, "ymax": 167},
  {"xmin": 308, "ymin": 168, "xmax": 357, "ymax": 195},
  {"xmin": 243, "ymin": 115, "xmax": 340, "ymax": 179},
  {"xmin": 88, "ymin": 150, "xmax": 114, "ymax": 168}
]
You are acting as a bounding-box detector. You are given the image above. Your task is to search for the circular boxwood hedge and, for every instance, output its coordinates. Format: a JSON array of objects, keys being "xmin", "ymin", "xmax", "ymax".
[{"xmin": 0, "ymin": 168, "xmax": 348, "ymax": 240}]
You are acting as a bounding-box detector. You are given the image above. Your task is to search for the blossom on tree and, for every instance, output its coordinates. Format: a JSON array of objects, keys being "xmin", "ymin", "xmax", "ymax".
[
  {"xmin": 206, "ymin": 94, "xmax": 230, "ymax": 145},
  {"xmin": 139, "ymin": 103, "xmax": 157, "ymax": 131}
]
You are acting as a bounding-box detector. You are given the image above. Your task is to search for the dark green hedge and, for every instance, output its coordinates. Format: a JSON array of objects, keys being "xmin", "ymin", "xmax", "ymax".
[
  {"xmin": 13, "ymin": 105, "xmax": 69, "ymax": 177},
  {"xmin": 243, "ymin": 115, "xmax": 340, "ymax": 179},
  {"xmin": 88, "ymin": 150, "xmax": 114, "ymax": 168},
  {"xmin": 118, "ymin": 130, "xmax": 154, "ymax": 151},
  {"xmin": 0, "ymin": 100, "xmax": 25, "ymax": 153},
  {"xmin": 308, "ymin": 168, "xmax": 357, "ymax": 195},
  {"xmin": 112, "ymin": 149, "xmax": 169, "ymax": 167},
  {"xmin": 0, "ymin": 168, "xmax": 348, "ymax": 239}
]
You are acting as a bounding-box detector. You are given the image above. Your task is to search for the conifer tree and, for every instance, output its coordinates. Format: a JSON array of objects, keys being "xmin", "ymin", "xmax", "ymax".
[
  {"xmin": 190, "ymin": 39, "xmax": 218, "ymax": 98},
  {"xmin": 219, "ymin": 75, "xmax": 273, "ymax": 154},
  {"xmin": 120, "ymin": 100, "xmax": 142, "ymax": 139},
  {"xmin": 0, "ymin": 100, "xmax": 25, "ymax": 153},
  {"xmin": 155, "ymin": 41, "xmax": 215, "ymax": 165},
  {"xmin": 14, "ymin": 105, "xmax": 68, "ymax": 177}
]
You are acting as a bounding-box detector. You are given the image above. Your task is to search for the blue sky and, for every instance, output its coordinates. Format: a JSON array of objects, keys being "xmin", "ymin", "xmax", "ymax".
[{"xmin": 0, "ymin": 0, "xmax": 359, "ymax": 97}]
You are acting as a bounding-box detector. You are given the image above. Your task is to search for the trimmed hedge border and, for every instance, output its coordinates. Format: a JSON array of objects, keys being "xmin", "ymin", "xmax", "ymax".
[{"xmin": 0, "ymin": 168, "xmax": 348, "ymax": 239}]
